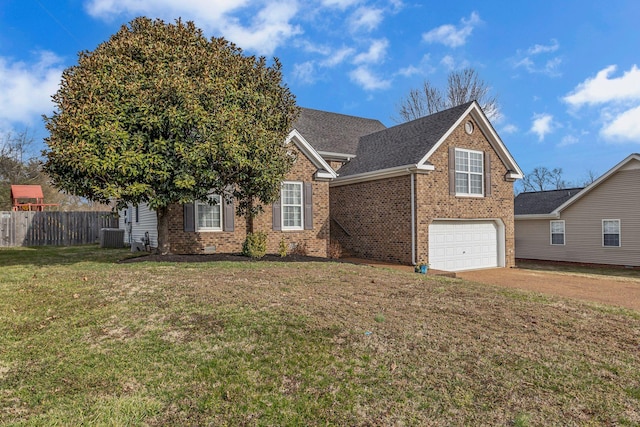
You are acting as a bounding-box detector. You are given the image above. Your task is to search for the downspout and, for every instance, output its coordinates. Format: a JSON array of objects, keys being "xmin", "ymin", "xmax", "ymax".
[{"xmin": 411, "ymin": 172, "xmax": 416, "ymax": 265}]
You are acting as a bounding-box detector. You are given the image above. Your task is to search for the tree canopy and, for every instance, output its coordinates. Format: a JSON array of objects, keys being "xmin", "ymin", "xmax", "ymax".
[
  {"xmin": 43, "ymin": 17, "xmax": 299, "ymax": 253},
  {"xmin": 395, "ymin": 68, "xmax": 499, "ymax": 122}
]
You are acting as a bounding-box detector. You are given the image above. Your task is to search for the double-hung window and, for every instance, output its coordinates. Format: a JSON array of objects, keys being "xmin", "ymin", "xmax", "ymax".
[
  {"xmin": 455, "ymin": 148, "xmax": 484, "ymax": 196},
  {"xmin": 602, "ymin": 219, "xmax": 620, "ymax": 247},
  {"xmin": 196, "ymin": 194, "xmax": 222, "ymax": 231},
  {"xmin": 550, "ymin": 220, "xmax": 565, "ymax": 245},
  {"xmin": 281, "ymin": 182, "xmax": 303, "ymax": 230}
]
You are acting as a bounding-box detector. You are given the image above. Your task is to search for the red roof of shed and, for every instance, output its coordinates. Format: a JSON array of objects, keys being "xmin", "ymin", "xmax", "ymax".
[{"xmin": 10, "ymin": 185, "xmax": 44, "ymax": 199}]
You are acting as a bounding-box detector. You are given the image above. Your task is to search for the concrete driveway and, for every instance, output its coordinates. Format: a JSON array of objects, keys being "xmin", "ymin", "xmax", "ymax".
[{"xmin": 457, "ymin": 268, "xmax": 640, "ymax": 311}]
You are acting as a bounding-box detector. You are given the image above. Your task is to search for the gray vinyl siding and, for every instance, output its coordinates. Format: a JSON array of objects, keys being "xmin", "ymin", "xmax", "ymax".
[
  {"xmin": 515, "ymin": 168, "xmax": 640, "ymax": 266},
  {"xmin": 119, "ymin": 203, "xmax": 158, "ymax": 248}
]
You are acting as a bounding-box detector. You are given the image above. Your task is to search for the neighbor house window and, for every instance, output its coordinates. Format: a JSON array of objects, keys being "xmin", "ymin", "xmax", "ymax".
[
  {"xmin": 550, "ymin": 220, "xmax": 565, "ymax": 245},
  {"xmin": 455, "ymin": 148, "xmax": 484, "ymax": 196},
  {"xmin": 602, "ymin": 219, "xmax": 620, "ymax": 247},
  {"xmin": 281, "ymin": 182, "xmax": 303, "ymax": 230},
  {"xmin": 196, "ymin": 195, "xmax": 222, "ymax": 231}
]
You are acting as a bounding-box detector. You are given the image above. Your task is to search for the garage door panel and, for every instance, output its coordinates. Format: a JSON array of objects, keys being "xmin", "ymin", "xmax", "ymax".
[{"xmin": 429, "ymin": 221, "xmax": 498, "ymax": 272}]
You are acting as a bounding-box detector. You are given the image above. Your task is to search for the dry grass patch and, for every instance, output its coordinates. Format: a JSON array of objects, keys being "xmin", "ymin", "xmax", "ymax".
[{"xmin": 1, "ymin": 247, "xmax": 639, "ymax": 425}]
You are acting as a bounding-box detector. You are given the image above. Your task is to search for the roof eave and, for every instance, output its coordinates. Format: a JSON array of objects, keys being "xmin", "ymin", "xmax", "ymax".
[
  {"xmin": 286, "ymin": 130, "xmax": 338, "ymax": 180},
  {"xmin": 515, "ymin": 213, "xmax": 561, "ymax": 220},
  {"xmin": 416, "ymin": 102, "xmax": 524, "ymax": 178},
  {"xmin": 330, "ymin": 164, "xmax": 434, "ymax": 187}
]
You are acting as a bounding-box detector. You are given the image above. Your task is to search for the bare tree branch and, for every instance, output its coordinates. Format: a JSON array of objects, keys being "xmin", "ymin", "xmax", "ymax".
[{"xmin": 394, "ymin": 68, "xmax": 499, "ymax": 122}]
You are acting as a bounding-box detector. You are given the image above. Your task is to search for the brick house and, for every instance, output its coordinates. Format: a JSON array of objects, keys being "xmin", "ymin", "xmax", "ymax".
[
  {"xmin": 120, "ymin": 130, "xmax": 339, "ymax": 257},
  {"xmin": 327, "ymin": 101, "xmax": 523, "ymax": 271},
  {"xmin": 121, "ymin": 101, "xmax": 523, "ymax": 271}
]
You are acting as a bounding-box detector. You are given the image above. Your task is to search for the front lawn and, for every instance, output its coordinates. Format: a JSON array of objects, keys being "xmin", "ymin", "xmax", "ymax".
[{"xmin": 1, "ymin": 246, "xmax": 639, "ymax": 425}]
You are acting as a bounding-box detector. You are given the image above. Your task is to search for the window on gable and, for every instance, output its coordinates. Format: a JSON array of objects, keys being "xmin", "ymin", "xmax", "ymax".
[
  {"xmin": 550, "ymin": 220, "xmax": 565, "ymax": 245},
  {"xmin": 196, "ymin": 194, "xmax": 222, "ymax": 231},
  {"xmin": 603, "ymin": 219, "xmax": 620, "ymax": 247},
  {"xmin": 455, "ymin": 148, "xmax": 484, "ymax": 196},
  {"xmin": 282, "ymin": 182, "xmax": 303, "ymax": 230}
]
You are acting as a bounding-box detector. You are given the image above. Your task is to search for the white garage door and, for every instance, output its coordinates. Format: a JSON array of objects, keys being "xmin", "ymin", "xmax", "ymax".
[{"xmin": 428, "ymin": 221, "xmax": 498, "ymax": 272}]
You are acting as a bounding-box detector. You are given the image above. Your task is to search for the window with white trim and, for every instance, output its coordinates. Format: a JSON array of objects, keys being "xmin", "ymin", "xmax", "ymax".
[
  {"xmin": 281, "ymin": 182, "xmax": 303, "ymax": 230},
  {"xmin": 196, "ymin": 194, "xmax": 222, "ymax": 231},
  {"xmin": 455, "ymin": 148, "xmax": 484, "ymax": 196},
  {"xmin": 602, "ymin": 219, "xmax": 620, "ymax": 247},
  {"xmin": 550, "ymin": 220, "xmax": 565, "ymax": 245}
]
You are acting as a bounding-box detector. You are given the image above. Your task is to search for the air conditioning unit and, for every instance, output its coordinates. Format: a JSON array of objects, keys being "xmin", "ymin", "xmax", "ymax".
[{"xmin": 100, "ymin": 228, "xmax": 125, "ymax": 248}]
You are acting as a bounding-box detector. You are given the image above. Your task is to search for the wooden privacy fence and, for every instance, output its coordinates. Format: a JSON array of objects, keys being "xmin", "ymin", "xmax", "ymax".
[{"xmin": 0, "ymin": 211, "xmax": 119, "ymax": 247}]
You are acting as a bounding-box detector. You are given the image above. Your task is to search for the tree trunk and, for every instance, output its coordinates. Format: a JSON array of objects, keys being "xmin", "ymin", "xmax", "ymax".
[
  {"xmin": 156, "ymin": 205, "xmax": 171, "ymax": 255},
  {"xmin": 245, "ymin": 199, "xmax": 254, "ymax": 234}
]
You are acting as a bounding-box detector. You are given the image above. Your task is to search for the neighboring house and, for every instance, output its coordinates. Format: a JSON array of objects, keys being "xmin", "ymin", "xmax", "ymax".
[
  {"xmin": 329, "ymin": 101, "xmax": 523, "ymax": 271},
  {"xmin": 514, "ymin": 153, "xmax": 640, "ymax": 267},
  {"xmin": 120, "ymin": 101, "xmax": 524, "ymax": 271}
]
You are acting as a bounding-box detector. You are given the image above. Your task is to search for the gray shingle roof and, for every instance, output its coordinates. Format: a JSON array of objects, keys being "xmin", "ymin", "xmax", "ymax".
[
  {"xmin": 514, "ymin": 188, "xmax": 583, "ymax": 215},
  {"xmin": 293, "ymin": 108, "xmax": 386, "ymax": 156},
  {"xmin": 337, "ymin": 102, "xmax": 474, "ymax": 176}
]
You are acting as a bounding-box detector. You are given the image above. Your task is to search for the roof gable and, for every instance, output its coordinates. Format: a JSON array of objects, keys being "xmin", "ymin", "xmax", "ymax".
[
  {"xmin": 285, "ymin": 129, "xmax": 337, "ymax": 181},
  {"xmin": 337, "ymin": 101, "xmax": 523, "ymax": 180},
  {"xmin": 553, "ymin": 153, "xmax": 640, "ymax": 213}
]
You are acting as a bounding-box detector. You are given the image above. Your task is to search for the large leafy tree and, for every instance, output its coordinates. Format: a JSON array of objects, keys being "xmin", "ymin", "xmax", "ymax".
[
  {"xmin": 44, "ymin": 17, "xmax": 299, "ymax": 254},
  {"xmin": 395, "ymin": 68, "xmax": 499, "ymax": 122}
]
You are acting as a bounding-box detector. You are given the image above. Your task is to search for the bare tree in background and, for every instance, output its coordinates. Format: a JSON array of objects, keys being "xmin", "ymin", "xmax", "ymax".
[
  {"xmin": 518, "ymin": 167, "xmax": 568, "ymax": 193},
  {"xmin": 581, "ymin": 169, "xmax": 599, "ymax": 187},
  {"xmin": 395, "ymin": 68, "xmax": 499, "ymax": 122}
]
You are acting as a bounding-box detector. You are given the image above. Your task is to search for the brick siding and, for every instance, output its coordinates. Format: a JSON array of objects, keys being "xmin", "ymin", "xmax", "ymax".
[
  {"xmin": 168, "ymin": 144, "xmax": 330, "ymax": 257},
  {"xmin": 330, "ymin": 115, "xmax": 516, "ymax": 267}
]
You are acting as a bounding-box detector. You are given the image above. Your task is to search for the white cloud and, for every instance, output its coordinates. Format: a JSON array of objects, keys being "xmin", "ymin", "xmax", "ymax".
[
  {"xmin": 221, "ymin": 1, "xmax": 302, "ymax": 55},
  {"xmin": 563, "ymin": 65, "xmax": 640, "ymax": 143},
  {"xmin": 292, "ymin": 61, "xmax": 316, "ymax": 84},
  {"xmin": 320, "ymin": 0, "xmax": 360, "ymax": 9},
  {"xmin": 530, "ymin": 113, "xmax": 554, "ymax": 141},
  {"xmin": 600, "ymin": 105, "xmax": 640, "ymax": 142},
  {"xmin": 439, "ymin": 54, "xmax": 470, "ymax": 71},
  {"xmin": 395, "ymin": 54, "xmax": 434, "ymax": 78},
  {"xmin": 422, "ymin": 11, "xmax": 481, "ymax": 48},
  {"xmin": 513, "ymin": 39, "xmax": 562, "ymax": 77},
  {"xmin": 500, "ymin": 124, "xmax": 518, "ymax": 134},
  {"xmin": 563, "ymin": 65, "xmax": 640, "ymax": 106},
  {"xmin": 0, "ymin": 51, "xmax": 63, "ymax": 125},
  {"xmin": 320, "ymin": 46, "xmax": 355, "ymax": 67},
  {"xmin": 84, "ymin": 0, "xmax": 300, "ymax": 55},
  {"xmin": 528, "ymin": 39, "xmax": 559, "ymax": 55},
  {"xmin": 353, "ymin": 39, "xmax": 388, "ymax": 64},
  {"xmin": 349, "ymin": 66, "xmax": 391, "ymax": 90},
  {"xmin": 558, "ymin": 134, "xmax": 579, "ymax": 147},
  {"xmin": 349, "ymin": 7, "xmax": 384, "ymax": 32}
]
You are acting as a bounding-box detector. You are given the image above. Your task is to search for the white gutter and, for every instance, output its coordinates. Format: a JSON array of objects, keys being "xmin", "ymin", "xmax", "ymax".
[
  {"xmin": 411, "ymin": 171, "xmax": 416, "ymax": 266},
  {"xmin": 515, "ymin": 213, "xmax": 560, "ymax": 220},
  {"xmin": 330, "ymin": 163, "xmax": 434, "ymax": 187}
]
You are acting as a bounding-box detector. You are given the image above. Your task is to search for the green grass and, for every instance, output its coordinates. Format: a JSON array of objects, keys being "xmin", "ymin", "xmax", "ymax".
[{"xmin": 1, "ymin": 246, "xmax": 640, "ymax": 425}]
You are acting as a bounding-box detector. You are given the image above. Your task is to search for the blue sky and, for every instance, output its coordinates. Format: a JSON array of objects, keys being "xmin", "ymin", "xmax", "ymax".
[{"xmin": 2, "ymin": 0, "xmax": 640, "ymax": 187}]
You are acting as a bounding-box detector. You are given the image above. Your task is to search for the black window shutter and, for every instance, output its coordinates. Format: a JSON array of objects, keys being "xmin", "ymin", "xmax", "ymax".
[
  {"xmin": 183, "ymin": 203, "xmax": 195, "ymax": 232},
  {"xmin": 484, "ymin": 152, "xmax": 492, "ymax": 197},
  {"xmin": 304, "ymin": 182, "xmax": 313, "ymax": 230},
  {"xmin": 449, "ymin": 146, "xmax": 456, "ymax": 195},
  {"xmin": 223, "ymin": 196, "xmax": 234, "ymax": 232},
  {"xmin": 272, "ymin": 195, "xmax": 282, "ymax": 231}
]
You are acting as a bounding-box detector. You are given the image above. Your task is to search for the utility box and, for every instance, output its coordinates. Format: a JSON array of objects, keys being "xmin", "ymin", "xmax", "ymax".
[{"xmin": 100, "ymin": 228, "xmax": 125, "ymax": 248}]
